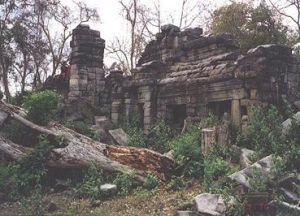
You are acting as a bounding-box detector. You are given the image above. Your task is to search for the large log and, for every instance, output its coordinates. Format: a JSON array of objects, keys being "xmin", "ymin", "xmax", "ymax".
[{"xmin": 0, "ymin": 101, "xmax": 175, "ymax": 182}]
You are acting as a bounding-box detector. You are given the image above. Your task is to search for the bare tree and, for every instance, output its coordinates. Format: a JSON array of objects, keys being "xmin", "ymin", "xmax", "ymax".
[
  {"xmin": 268, "ymin": 0, "xmax": 300, "ymax": 38},
  {"xmin": 34, "ymin": 0, "xmax": 99, "ymax": 76}
]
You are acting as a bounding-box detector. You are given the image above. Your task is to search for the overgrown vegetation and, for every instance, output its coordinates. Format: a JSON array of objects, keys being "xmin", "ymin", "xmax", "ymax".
[{"xmin": 23, "ymin": 90, "xmax": 60, "ymax": 125}]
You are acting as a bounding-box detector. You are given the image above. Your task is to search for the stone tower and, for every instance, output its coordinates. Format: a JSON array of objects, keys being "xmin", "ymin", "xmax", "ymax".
[{"xmin": 68, "ymin": 24, "xmax": 105, "ymax": 107}]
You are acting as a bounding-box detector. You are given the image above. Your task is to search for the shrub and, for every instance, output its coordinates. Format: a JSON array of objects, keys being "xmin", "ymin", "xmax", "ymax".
[
  {"xmin": 2, "ymin": 135, "xmax": 55, "ymax": 199},
  {"xmin": 246, "ymin": 106, "xmax": 283, "ymax": 156},
  {"xmin": 167, "ymin": 176, "xmax": 185, "ymax": 191},
  {"xmin": 248, "ymin": 167, "xmax": 267, "ymax": 192},
  {"xmin": 148, "ymin": 120, "xmax": 173, "ymax": 153},
  {"xmin": 144, "ymin": 174, "xmax": 160, "ymax": 190},
  {"xmin": 203, "ymin": 151, "xmax": 231, "ymax": 192},
  {"xmin": 76, "ymin": 163, "xmax": 104, "ymax": 201},
  {"xmin": 113, "ymin": 171, "xmax": 139, "ymax": 195},
  {"xmin": 24, "ymin": 90, "xmax": 59, "ymax": 125},
  {"xmin": 119, "ymin": 115, "xmax": 147, "ymax": 148}
]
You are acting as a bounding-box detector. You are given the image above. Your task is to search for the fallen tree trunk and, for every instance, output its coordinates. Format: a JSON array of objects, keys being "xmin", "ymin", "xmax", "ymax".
[{"xmin": 0, "ymin": 101, "xmax": 175, "ymax": 182}]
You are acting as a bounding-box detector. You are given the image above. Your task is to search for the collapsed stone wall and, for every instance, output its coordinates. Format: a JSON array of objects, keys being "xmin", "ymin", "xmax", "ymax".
[
  {"xmin": 111, "ymin": 25, "xmax": 300, "ymax": 133},
  {"xmin": 63, "ymin": 24, "xmax": 300, "ymax": 131}
]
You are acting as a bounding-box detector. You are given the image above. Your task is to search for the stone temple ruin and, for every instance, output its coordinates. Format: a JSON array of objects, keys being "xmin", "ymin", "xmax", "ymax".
[{"xmin": 63, "ymin": 24, "xmax": 300, "ymax": 133}]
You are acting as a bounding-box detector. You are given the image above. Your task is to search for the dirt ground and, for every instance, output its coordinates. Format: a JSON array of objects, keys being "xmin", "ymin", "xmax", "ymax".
[{"xmin": 0, "ymin": 182, "xmax": 202, "ymax": 216}]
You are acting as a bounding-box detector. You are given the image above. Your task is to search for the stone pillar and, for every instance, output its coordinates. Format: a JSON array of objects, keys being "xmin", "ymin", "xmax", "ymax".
[
  {"xmin": 67, "ymin": 24, "xmax": 105, "ymax": 106},
  {"xmin": 231, "ymin": 99, "xmax": 241, "ymax": 126},
  {"xmin": 111, "ymin": 100, "xmax": 121, "ymax": 124}
]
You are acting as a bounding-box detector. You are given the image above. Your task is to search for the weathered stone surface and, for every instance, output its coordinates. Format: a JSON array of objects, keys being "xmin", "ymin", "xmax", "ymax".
[
  {"xmin": 108, "ymin": 128, "xmax": 129, "ymax": 146},
  {"xmin": 0, "ymin": 111, "xmax": 8, "ymax": 126},
  {"xmin": 282, "ymin": 111, "xmax": 300, "ymax": 134},
  {"xmin": 176, "ymin": 210, "xmax": 199, "ymax": 216},
  {"xmin": 229, "ymin": 155, "xmax": 274, "ymax": 188},
  {"xmin": 193, "ymin": 193, "xmax": 226, "ymax": 216},
  {"xmin": 100, "ymin": 184, "xmax": 117, "ymax": 196}
]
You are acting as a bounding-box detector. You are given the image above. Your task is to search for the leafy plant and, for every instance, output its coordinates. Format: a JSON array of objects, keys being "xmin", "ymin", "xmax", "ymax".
[
  {"xmin": 2, "ymin": 135, "xmax": 55, "ymax": 199},
  {"xmin": 248, "ymin": 167, "xmax": 267, "ymax": 192},
  {"xmin": 167, "ymin": 176, "xmax": 185, "ymax": 191},
  {"xmin": 203, "ymin": 151, "xmax": 231, "ymax": 192},
  {"xmin": 240, "ymin": 106, "xmax": 283, "ymax": 157},
  {"xmin": 24, "ymin": 90, "xmax": 60, "ymax": 125},
  {"xmin": 75, "ymin": 162, "xmax": 104, "ymax": 201},
  {"xmin": 21, "ymin": 188, "xmax": 44, "ymax": 216},
  {"xmin": 144, "ymin": 174, "xmax": 160, "ymax": 190},
  {"xmin": 148, "ymin": 120, "xmax": 173, "ymax": 153},
  {"xmin": 113, "ymin": 171, "xmax": 139, "ymax": 195}
]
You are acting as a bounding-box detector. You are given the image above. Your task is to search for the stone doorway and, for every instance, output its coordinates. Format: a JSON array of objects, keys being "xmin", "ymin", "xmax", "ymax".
[
  {"xmin": 166, "ymin": 104, "xmax": 187, "ymax": 129},
  {"xmin": 138, "ymin": 103, "xmax": 144, "ymax": 128},
  {"xmin": 208, "ymin": 100, "xmax": 231, "ymax": 120}
]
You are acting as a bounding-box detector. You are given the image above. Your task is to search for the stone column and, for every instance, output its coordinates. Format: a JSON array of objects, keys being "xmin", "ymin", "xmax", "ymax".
[
  {"xmin": 231, "ymin": 99, "xmax": 241, "ymax": 126},
  {"xmin": 67, "ymin": 24, "xmax": 105, "ymax": 106}
]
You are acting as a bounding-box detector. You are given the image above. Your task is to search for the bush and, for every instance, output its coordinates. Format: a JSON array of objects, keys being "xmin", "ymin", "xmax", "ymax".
[
  {"xmin": 24, "ymin": 90, "xmax": 60, "ymax": 125},
  {"xmin": 171, "ymin": 127, "xmax": 203, "ymax": 177},
  {"xmin": 248, "ymin": 167, "xmax": 267, "ymax": 192},
  {"xmin": 246, "ymin": 106, "xmax": 283, "ymax": 156},
  {"xmin": 167, "ymin": 176, "xmax": 185, "ymax": 191},
  {"xmin": 144, "ymin": 174, "xmax": 160, "ymax": 190},
  {"xmin": 1, "ymin": 135, "xmax": 55, "ymax": 199},
  {"xmin": 76, "ymin": 163, "xmax": 104, "ymax": 201},
  {"xmin": 113, "ymin": 171, "xmax": 139, "ymax": 195},
  {"xmin": 148, "ymin": 120, "xmax": 173, "ymax": 153},
  {"xmin": 203, "ymin": 151, "xmax": 231, "ymax": 192},
  {"xmin": 121, "ymin": 116, "xmax": 147, "ymax": 148}
]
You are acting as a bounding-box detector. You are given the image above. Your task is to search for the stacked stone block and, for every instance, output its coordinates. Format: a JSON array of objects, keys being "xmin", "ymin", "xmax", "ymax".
[{"xmin": 68, "ymin": 24, "xmax": 105, "ymax": 106}]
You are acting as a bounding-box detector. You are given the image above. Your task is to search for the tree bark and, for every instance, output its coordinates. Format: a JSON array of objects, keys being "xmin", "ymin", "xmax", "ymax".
[{"xmin": 0, "ymin": 101, "xmax": 175, "ymax": 182}]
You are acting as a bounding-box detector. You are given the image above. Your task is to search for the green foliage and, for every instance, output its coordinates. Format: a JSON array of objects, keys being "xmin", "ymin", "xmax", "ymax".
[
  {"xmin": 171, "ymin": 127, "xmax": 203, "ymax": 177},
  {"xmin": 1, "ymin": 135, "xmax": 55, "ymax": 199},
  {"xmin": 21, "ymin": 188, "xmax": 43, "ymax": 216},
  {"xmin": 113, "ymin": 171, "xmax": 139, "ymax": 195},
  {"xmin": 148, "ymin": 120, "xmax": 173, "ymax": 153},
  {"xmin": 248, "ymin": 167, "xmax": 267, "ymax": 192},
  {"xmin": 211, "ymin": 2, "xmax": 288, "ymax": 53},
  {"xmin": 144, "ymin": 174, "xmax": 160, "ymax": 190},
  {"xmin": 238, "ymin": 106, "xmax": 283, "ymax": 157},
  {"xmin": 76, "ymin": 163, "xmax": 104, "ymax": 201},
  {"xmin": 203, "ymin": 151, "xmax": 231, "ymax": 192},
  {"xmin": 24, "ymin": 90, "xmax": 60, "ymax": 125},
  {"xmin": 167, "ymin": 176, "xmax": 185, "ymax": 191},
  {"xmin": 122, "ymin": 116, "xmax": 146, "ymax": 148}
]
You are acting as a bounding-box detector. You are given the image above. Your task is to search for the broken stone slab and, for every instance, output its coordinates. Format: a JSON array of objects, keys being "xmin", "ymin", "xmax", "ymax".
[
  {"xmin": 279, "ymin": 187, "xmax": 300, "ymax": 204},
  {"xmin": 229, "ymin": 155, "xmax": 274, "ymax": 188},
  {"xmin": 240, "ymin": 148, "xmax": 255, "ymax": 168},
  {"xmin": 231, "ymin": 145, "xmax": 254, "ymax": 168},
  {"xmin": 108, "ymin": 128, "xmax": 129, "ymax": 146},
  {"xmin": 294, "ymin": 100, "xmax": 300, "ymax": 110},
  {"xmin": 269, "ymin": 200, "xmax": 300, "ymax": 215},
  {"xmin": 100, "ymin": 184, "xmax": 117, "ymax": 196},
  {"xmin": 193, "ymin": 193, "xmax": 226, "ymax": 216},
  {"xmin": 94, "ymin": 116, "xmax": 112, "ymax": 131},
  {"xmin": 282, "ymin": 111, "xmax": 300, "ymax": 134}
]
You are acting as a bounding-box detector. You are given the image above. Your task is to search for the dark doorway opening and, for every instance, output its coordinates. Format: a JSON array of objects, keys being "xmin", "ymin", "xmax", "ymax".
[
  {"xmin": 208, "ymin": 100, "xmax": 231, "ymax": 120},
  {"xmin": 138, "ymin": 103, "xmax": 144, "ymax": 128},
  {"xmin": 166, "ymin": 104, "xmax": 187, "ymax": 129}
]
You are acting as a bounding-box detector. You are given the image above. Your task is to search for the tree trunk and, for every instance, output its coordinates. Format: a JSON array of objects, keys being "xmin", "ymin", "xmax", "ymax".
[{"xmin": 0, "ymin": 101, "xmax": 175, "ymax": 182}]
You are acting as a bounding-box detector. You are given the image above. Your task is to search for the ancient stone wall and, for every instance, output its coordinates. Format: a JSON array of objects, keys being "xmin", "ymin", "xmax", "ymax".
[{"xmin": 66, "ymin": 24, "xmax": 113, "ymax": 121}]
